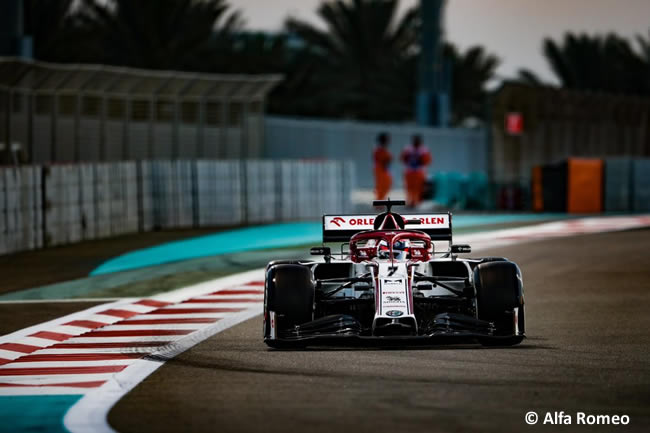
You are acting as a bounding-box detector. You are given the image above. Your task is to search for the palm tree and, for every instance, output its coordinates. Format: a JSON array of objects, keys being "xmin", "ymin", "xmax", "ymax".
[
  {"xmin": 444, "ymin": 43, "xmax": 500, "ymax": 123},
  {"xmin": 283, "ymin": 0, "xmax": 419, "ymax": 121},
  {"xmin": 519, "ymin": 32, "xmax": 650, "ymax": 97},
  {"xmin": 72, "ymin": 0, "xmax": 243, "ymax": 71}
]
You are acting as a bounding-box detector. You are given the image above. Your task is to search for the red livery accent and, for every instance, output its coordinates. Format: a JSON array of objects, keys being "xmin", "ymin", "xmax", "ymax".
[
  {"xmin": 349, "ymin": 218, "xmax": 374, "ymax": 226},
  {"xmin": 420, "ymin": 217, "xmax": 445, "ymax": 224}
]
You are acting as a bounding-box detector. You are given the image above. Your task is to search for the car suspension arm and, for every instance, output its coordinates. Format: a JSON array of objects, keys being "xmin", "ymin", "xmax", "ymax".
[{"xmin": 413, "ymin": 273, "xmax": 470, "ymax": 297}]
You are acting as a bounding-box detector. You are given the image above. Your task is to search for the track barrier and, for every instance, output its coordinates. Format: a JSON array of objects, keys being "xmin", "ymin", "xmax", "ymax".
[{"xmin": 0, "ymin": 160, "xmax": 355, "ymax": 255}]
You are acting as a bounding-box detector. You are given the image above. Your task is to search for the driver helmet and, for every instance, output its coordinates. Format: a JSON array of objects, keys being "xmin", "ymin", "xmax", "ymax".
[{"xmin": 377, "ymin": 239, "xmax": 410, "ymax": 259}]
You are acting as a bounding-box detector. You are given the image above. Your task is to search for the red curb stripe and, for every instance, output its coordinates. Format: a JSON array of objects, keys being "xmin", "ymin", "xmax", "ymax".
[
  {"xmin": 52, "ymin": 342, "xmax": 171, "ymax": 349},
  {"xmin": 134, "ymin": 299, "xmax": 170, "ymax": 308},
  {"xmin": 30, "ymin": 331, "xmax": 74, "ymax": 342},
  {"xmin": 0, "ymin": 381, "xmax": 106, "ymax": 388},
  {"xmin": 123, "ymin": 318, "xmax": 219, "ymax": 325},
  {"xmin": 0, "ymin": 365, "xmax": 127, "ymax": 376},
  {"xmin": 246, "ymin": 281, "xmax": 265, "ymax": 286},
  {"xmin": 184, "ymin": 298, "xmax": 260, "ymax": 304},
  {"xmin": 63, "ymin": 320, "xmax": 107, "ymax": 329},
  {"xmin": 82, "ymin": 329, "xmax": 193, "ymax": 337},
  {"xmin": 100, "ymin": 309, "xmax": 138, "ymax": 318},
  {"xmin": 0, "ymin": 343, "xmax": 41, "ymax": 354},
  {"xmin": 211, "ymin": 289, "xmax": 263, "ymax": 296},
  {"xmin": 152, "ymin": 308, "xmax": 243, "ymax": 314},
  {"xmin": 12, "ymin": 353, "xmax": 142, "ymax": 362},
  {"xmin": 0, "ymin": 358, "xmax": 10, "ymax": 366}
]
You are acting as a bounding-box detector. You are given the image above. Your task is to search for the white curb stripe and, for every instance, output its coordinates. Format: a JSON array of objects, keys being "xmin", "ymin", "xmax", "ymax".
[
  {"xmin": 0, "ymin": 360, "xmax": 136, "ymax": 369},
  {"xmin": 64, "ymin": 304, "xmax": 263, "ymax": 433},
  {"xmin": 0, "ymin": 374, "xmax": 117, "ymax": 384},
  {"xmin": 64, "ymin": 336, "xmax": 183, "ymax": 343}
]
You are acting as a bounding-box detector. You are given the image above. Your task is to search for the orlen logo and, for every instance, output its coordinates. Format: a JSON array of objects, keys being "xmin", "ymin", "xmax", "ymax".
[
  {"xmin": 349, "ymin": 218, "xmax": 374, "ymax": 226},
  {"xmin": 330, "ymin": 217, "xmax": 346, "ymax": 227},
  {"xmin": 419, "ymin": 217, "xmax": 446, "ymax": 225}
]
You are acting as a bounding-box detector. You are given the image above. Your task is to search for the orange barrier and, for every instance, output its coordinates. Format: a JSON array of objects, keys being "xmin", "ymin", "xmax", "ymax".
[
  {"xmin": 531, "ymin": 166, "xmax": 544, "ymax": 212},
  {"xmin": 567, "ymin": 158, "xmax": 603, "ymax": 213}
]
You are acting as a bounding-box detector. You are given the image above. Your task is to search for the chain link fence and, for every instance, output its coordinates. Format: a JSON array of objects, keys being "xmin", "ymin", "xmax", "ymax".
[{"xmin": 0, "ymin": 58, "xmax": 281, "ymax": 164}]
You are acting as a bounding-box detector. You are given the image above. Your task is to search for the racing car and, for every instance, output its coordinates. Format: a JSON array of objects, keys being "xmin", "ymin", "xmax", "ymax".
[{"xmin": 263, "ymin": 200, "xmax": 525, "ymax": 347}]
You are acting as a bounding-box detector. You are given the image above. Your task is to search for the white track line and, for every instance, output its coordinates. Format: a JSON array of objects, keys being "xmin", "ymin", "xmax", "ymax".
[
  {"xmin": 64, "ymin": 336, "xmax": 183, "ymax": 343},
  {"xmin": 16, "ymin": 337, "xmax": 66, "ymax": 347},
  {"xmin": 0, "ymin": 374, "xmax": 118, "ymax": 384},
  {"xmin": 137, "ymin": 313, "xmax": 232, "ymax": 319},
  {"xmin": 0, "ymin": 349, "xmax": 21, "ymax": 359},
  {"xmin": 148, "ymin": 269, "xmax": 264, "ymax": 303},
  {"xmin": 99, "ymin": 324, "xmax": 202, "ymax": 331},
  {"xmin": 0, "ymin": 387, "xmax": 101, "ymax": 396},
  {"xmin": 159, "ymin": 302, "xmax": 257, "ymax": 309},
  {"xmin": 36, "ymin": 348, "xmax": 163, "ymax": 355}
]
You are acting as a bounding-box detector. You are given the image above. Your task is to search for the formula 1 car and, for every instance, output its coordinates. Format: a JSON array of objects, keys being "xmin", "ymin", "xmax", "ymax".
[{"xmin": 263, "ymin": 200, "xmax": 525, "ymax": 347}]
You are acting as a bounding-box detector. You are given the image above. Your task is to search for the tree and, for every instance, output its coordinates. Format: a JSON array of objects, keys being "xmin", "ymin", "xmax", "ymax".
[
  {"xmin": 72, "ymin": 0, "xmax": 243, "ymax": 71},
  {"xmin": 444, "ymin": 43, "xmax": 500, "ymax": 124},
  {"xmin": 282, "ymin": 0, "xmax": 420, "ymax": 121},
  {"xmin": 518, "ymin": 31, "xmax": 650, "ymax": 97}
]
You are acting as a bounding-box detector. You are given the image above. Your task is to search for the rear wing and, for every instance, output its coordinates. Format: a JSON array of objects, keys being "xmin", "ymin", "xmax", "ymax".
[{"xmin": 322, "ymin": 213, "xmax": 452, "ymax": 243}]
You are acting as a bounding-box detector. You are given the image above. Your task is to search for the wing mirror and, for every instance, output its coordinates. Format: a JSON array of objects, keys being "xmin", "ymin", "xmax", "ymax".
[
  {"xmin": 451, "ymin": 244, "xmax": 471, "ymax": 254},
  {"xmin": 310, "ymin": 247, "xmax": 331, "ymax": 256}
]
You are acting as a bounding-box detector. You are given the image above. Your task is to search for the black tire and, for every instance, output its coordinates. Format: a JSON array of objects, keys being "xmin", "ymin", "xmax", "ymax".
[
  {"xmin": 468, "ymin": 257, "xmax": 508, "ymax": 270},
  {"xmin": 264, "ymin": 264, "xmax": 315, "ymax": 342},
  {"xmin": 474, "ymin": 261, "xmax": 525, "ymax": 345},
  {"xmin": 266, "ymin": 260, "xmax": 307, "ymax": 270},
  {"xmin": 480, "ymin": 257, "xmax": 509, "ymax": 263}
]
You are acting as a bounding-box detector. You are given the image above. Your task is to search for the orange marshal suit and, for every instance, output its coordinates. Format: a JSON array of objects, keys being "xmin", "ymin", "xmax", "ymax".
[
  {"xmin": 373, "ymin": 147, "xmax": 392, "ymax": 200},
  {"xmin": 400, "ymin": 146, "xmax": 432, "ymax": 206}
]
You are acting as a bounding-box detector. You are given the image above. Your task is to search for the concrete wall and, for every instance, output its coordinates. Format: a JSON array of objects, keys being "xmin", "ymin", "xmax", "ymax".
[{"xmin": 264, "ymin": 116, "xmax": 487, "ymax": 189}]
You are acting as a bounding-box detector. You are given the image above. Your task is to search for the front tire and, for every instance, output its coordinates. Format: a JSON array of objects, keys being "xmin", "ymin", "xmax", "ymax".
[
  {"xmin": 474, "ymin": 261, "xmax": 525, "ymax": 346},
  {"xmin": 264, "ymin": 264, "xmax": 315, "ymax": 345}
]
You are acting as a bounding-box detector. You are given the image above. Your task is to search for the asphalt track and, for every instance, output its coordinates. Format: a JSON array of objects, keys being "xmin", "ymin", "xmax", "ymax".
[{"xmin": 109, "ymin": 229, "xmax": 650, "ymax": 433}]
